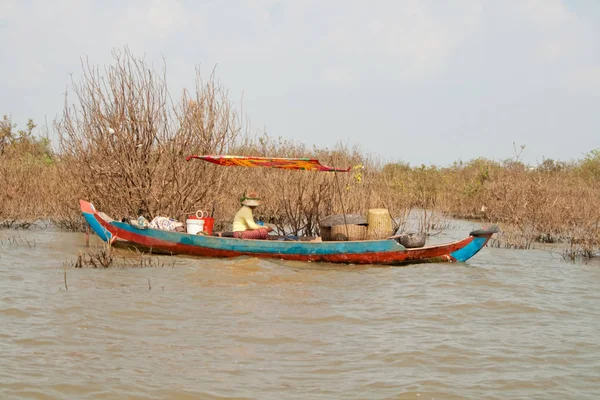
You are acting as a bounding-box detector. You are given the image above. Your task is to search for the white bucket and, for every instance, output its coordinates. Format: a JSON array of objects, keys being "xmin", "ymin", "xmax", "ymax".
[{"xmin": 186, "ymin": 218, "xmax": 205, "ymax": 235}]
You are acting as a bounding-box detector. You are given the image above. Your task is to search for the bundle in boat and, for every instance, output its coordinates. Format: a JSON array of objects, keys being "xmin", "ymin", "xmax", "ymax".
[
  {"xmin": 394, "ymin": 232, "xmax": 426, "ymax": 248},
  {"xmin": 367, "ymin": 208, "xmax": 394, "ymax": 240}
]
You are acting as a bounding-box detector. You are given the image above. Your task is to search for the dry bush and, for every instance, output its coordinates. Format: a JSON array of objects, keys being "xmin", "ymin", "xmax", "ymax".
[
  {"xmin": 55, "ymin": 48, "xmax": 243, "ymax": 221},
  {"xmin": 0, "ymin": 234, "xmax": 36, "ymax": 248},
  {"xmin": 375, "ymin": 162, "xmax": 449, "ymax": 235},
  {"xmin": 482, "ymin": 166, "xmax": 599, "ymax": 253},
  {"xmin": 0, "ymin": 115, "xmax": 57, "ymax": 227},
  {"xmin": 436, "ymin": 154, "xmax": 600, "ymax": 257},
  {"xmin": 438, "ymin": 158, "xmax": 497, "ymax": 220},
  {"xmin": 66, "ymin": 245, "xmax": 175, "ymax": 269}
]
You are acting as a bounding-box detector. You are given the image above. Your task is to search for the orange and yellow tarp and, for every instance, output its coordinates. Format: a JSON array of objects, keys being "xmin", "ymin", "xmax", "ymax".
[{"xmin": 186, "ymin": 155, "xmax": 350, "ymax": 172}]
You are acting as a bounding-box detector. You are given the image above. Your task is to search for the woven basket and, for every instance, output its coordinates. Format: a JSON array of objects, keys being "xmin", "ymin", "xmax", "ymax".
[
  {"xmin": 320, "ymin": 214, "xmax": 367, "ymax": 227},
  {"xmin": 367, "ymin": 208, "xmax": 394, "ymax": 240},
  {"xmin": 330, "ymin": 224, "xmax": 367, "ymax": 241}
]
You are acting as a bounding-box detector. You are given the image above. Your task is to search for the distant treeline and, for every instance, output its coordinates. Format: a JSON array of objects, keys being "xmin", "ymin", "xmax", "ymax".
[{"xmin": 1, "ymin": 49, "xmax": 598, "ymax": 260}]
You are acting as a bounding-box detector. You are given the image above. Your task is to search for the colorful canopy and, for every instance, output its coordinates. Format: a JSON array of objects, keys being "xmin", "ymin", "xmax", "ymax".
[{"xmin": 186, "ymin": 155, "xmax": 350, "ymax": 172}]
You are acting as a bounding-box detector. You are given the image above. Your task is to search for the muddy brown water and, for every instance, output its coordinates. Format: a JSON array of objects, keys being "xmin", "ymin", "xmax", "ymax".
[{"xmin": 1, "ymin": 221, "xmax": 599, "ymax": 399}]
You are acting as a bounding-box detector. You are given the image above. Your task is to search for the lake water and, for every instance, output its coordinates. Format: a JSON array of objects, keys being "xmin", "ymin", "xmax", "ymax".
[{"xmin": 1, "ymin": 221, "xmax": 599, "ymax": 399}]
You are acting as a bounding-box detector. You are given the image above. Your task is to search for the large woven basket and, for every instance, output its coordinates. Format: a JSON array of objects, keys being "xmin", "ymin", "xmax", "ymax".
[
  {"xmin": 330, "ymin": 224, "xmax": 367, "ymax": 241},
  {"xmin": 367, "ymin": 208, "xmax": 394, "ymax": 240},
  {"xmin": 320, "ymin": 214, "xmax": 367, "ymax": 227}
]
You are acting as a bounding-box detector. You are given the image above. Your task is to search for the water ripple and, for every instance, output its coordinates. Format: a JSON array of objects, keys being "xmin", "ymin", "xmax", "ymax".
[{"xmin": 1, "ymin": 227, "xmax": 600, "ymax": 399}]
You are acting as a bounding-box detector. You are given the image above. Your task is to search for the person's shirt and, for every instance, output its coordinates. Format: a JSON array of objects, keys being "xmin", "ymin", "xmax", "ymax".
[{"xmin": 232, "ymin": 205, "xmax": 260, "ymax": 232}]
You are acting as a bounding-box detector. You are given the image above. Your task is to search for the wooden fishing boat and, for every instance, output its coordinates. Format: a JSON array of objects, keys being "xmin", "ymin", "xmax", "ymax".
[
  {"xmin": 80, "ymin": 199, "xmax": 498, "ymax": 266},
  {"xmin": 80, "ymin": 155, "xmax": 498, "ymax": 265}
]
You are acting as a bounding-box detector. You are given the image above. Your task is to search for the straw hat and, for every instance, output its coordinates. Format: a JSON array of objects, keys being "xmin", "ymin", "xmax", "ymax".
[{"xmin": 240, "ymin": 190, "xmax": 262, "ymax": 207}]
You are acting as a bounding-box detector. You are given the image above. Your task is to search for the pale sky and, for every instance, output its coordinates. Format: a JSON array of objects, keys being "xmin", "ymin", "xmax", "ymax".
[{"xmin": 1, "ymin": 0, "xmax": 599, "ymax": 166}]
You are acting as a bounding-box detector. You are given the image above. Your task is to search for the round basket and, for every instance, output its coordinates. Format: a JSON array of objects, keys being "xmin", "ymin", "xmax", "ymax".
[
  {"xmin": 330, "ymin": 224, "xmax": 367, "ymax": 241},
  {"xmin": 320, "ymin": 214, "xmax": 367, "ymax": 227},
  {"xmin": 367, "ymin": 208, "xmax": 393, "ymax": 240}
]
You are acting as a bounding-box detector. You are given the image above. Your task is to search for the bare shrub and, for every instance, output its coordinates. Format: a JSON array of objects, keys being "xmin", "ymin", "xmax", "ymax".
[
  {"xmin": 0, "ymin": 234, "xmax": 36, "ymax": 248},
  {"xmin": 66, "ymin": 245, "xmax": 175, "ymax": 269},
  {"xmin": 0, "ymin": 115, "xmax": 57, "ymax": 227},
  {"xmin": 55, "ymin": 48, "xmax": 243, "ymax": 221},
  {"xmin": 438, "ymin": 153, "xmax": 600, "ymax": 258}
]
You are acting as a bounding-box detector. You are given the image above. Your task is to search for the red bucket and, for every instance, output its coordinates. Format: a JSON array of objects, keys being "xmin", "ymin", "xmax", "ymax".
[{"xmin": 202, "ymin": 217, "xmax": 214, "ymax": 235}]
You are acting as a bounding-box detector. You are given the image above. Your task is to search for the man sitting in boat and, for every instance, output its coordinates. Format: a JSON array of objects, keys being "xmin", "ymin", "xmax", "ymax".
[{"xmin": 232, "ymin": 191, "xmax": 273, "ymax": 239}]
